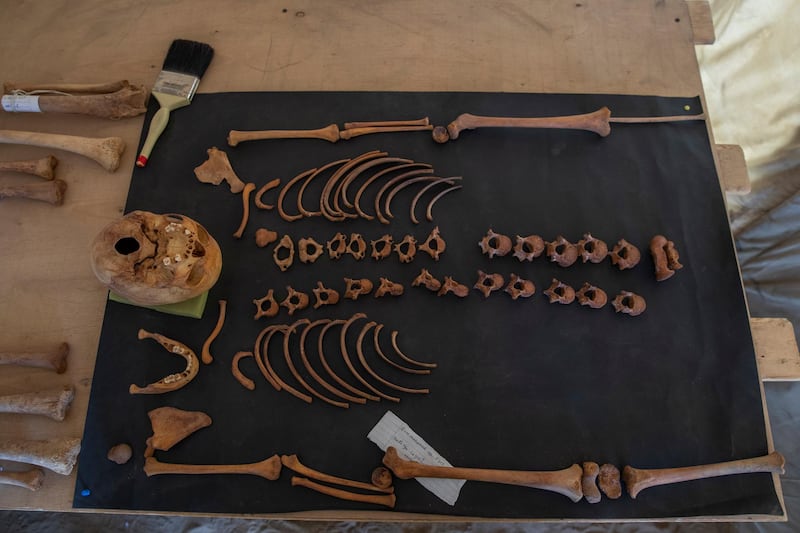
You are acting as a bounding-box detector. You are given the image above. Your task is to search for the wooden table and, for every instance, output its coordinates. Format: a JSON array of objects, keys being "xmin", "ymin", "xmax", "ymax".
[{"xmin": 1, "ymin": 0, "xmax": 797, "ymax": 517}]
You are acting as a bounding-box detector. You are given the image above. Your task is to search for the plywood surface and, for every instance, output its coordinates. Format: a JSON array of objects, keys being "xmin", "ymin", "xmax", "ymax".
[{"xmin": 0, "ymin": 0, "xmax": 793, "ymax": 516}]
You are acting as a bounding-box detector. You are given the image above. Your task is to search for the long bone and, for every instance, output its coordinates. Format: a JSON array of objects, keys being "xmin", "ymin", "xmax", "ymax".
[
  {"xmin": 297, "ymin": 159, "xmax": 348, "ymax": 217},
  {"xmin": 0, "ymin": 437, "xmax": 81, "ymax": 475},
  {"xmin": 129, "ymin": 329, "xmax": 199, "ymax": 395},
  {"xmin": 623, "ymin": 451, "xmax": 785, "ymax": 499},
  {"xmin": 3, "ymin": 83, "xmax": 148, "ymax": 119},
  {"xmin": 0, "ymin": 156, "xmax": 58, "ymax": 179},
  {"xmin": 283, "ymin": 319, "xmax": 348, "ymax": 408},
  {"xmin": 340, "ymin": 314, "xmax": 400, "ymax": 402},
  {"xmin": 318, "ymin": 319, "xmax": 379, "ymax": 402},
  {"xmin": 339, "ymin": 124, "xmax": 433, "ymax": 140},
  {"xmin": 227, "ymin": 124, "xmax": 341, "ymax": 146},
  {"xmin": 440, "ymin": 107, "xmax": 705, "ymax": 142},
  {"xmin": 0, "ymin": 468, "xmax": 45, "ymax": 491},
  {"xmin": 4, "ymin": 80, "xmax": 131, "ymax": 93},
  {"xmin": 299, "ymin": 319, "xmax": 366, "ymax": 405},
  {"xmin": 0, "ymin": 130, "xmax": 124, "ymax": 171},
  {"xmin": 0, "ymin": 179, "xmax": 67, "ymax": 205},
  {"xmin": 0, "ymin": 342, "xmax": 69, "ymax": 373},
  {"xmin": 291, "ymin": 475, "xmax": 397, "ymax": 508},
  {"xmin": 321, "ymin": 151, "xmax": 385, "ymax": 221},
  {"xmin": 282, "ymin": 454, "xmax": 394, "ymax": 494},
  {"xmin": 356, "ymin": 322, "xmax": 429, "ymax": 395},
  {"xmin": 354, "ymin": 165, "xmax": 433, "ymax": 220},
  {"xmin": 373, "ymin": 324, "xmax": 430, "ymax": 375},
  {"xmin": 145, "ymin": 455, "xmax": 282, "ymax": 480},
  {"xmin": 0, "ymin": 386, "xmax": 74, "ymax": 421},
  {"xmin": 344, "ymin": 117, "xmax": 430, "ymax": 129},
  {"xmin": 383, "ymin": 446, "xmax": 583, "ymax": 502},
  {"xmin": 410, "ymin": 177, "xmax": 457, "ymax": 224}
]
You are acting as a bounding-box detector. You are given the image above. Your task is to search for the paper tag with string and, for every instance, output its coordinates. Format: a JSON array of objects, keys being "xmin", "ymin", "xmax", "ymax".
[{"xmin": 2, "ymin": 94, "xmax": 41, "ymax": 112}]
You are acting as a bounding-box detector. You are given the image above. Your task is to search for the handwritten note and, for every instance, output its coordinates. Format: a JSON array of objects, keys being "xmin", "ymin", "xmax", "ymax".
[{"xmin": 367, "ymin": 410, "xmax": 465, "ymax": 506}]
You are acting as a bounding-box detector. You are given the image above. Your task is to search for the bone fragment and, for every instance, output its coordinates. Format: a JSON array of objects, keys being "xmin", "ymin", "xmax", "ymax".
[
  {"xmin": 145, "ymin": 455, "xmax": 282, "ymax": 480},
  {"xmin": 581, "ymin": 461, "xmax": 602, "ymax": 504},
  {"xmin": 227, "ymin": 124, "xmax": 340, "ymax": 146},
  {"xmin": 0, "ymin": 156, "xmax": 58, "ymax": 179},
  {"xmin": 383, "ymin": 446, "xmax": 583, "ymax": 502},
  {"xmin": 0, "ymin": 179, "xmax": 67, "ymax": 206},
  {"xmin": 145, "ymin": 406, "xmax": 211, "ymax": 456},
  {"xmin": 344, "ymin": 117, "xmax": 430, "ymax": 129},
  {"xmin": 107, "ymin": 443, "xmax": 132, "ymax": 465},
  {"xmin": 291, "ymin": 476, "xmax": 397, "ymax": 508},
  {"xmin": 623, "ymin": 451, "xmax": 784, "ymax": 499},
  {"xmin": 339, "ymin": 124, "xmax": 433, "ymax": 140},
  {"xmin": 193, "ymin": 147, "xmax": 246, "ymax": 193},
  {"xmin": 3, "ymin": 85, "xmax": 148, "ymax": 119},
  {"xmin": 0, "ymin": 342, "xmax": 68, "ymax": 373},
  {"xmin": 0, "ymin": 437, "xmax": 81, "ymax": 475},
  {"xmin": 282, "ymin": 454, "xmax": 394, "ymax": 493},
  {"xmin": 0, "ymin": 386, "xmax": 74, "ymax": 421},
  {"xmin": 599, "ymin": 463, "xmax": 622, "ymax": 499},
  {"xmin": 0, "ymin": 468, "xmax": 45, "ymax": 491},
  {"xmin": 0, "ymin": 130, "xmax": 124, "ymax": 171}
]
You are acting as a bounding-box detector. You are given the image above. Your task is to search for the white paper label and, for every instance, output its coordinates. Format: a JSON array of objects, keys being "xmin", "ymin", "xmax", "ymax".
[
  {"xmin": 2, "ymin": 95, "xmax": 41, "ymax": 112},
  {"xmin": 367, "ymin": 410, "xmax": 465, "ymax": 506}
]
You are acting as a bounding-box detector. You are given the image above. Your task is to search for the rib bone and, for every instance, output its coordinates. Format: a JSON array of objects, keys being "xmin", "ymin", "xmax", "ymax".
[
  {"xmin": 623, "ymin": 451, "xmax": 785, "ymax": 499},
  {"xmin": 0, "ymin": 437, "xmax": 81, "ymax": 475},
  {"xmin": 0, "ymin": 386, "xmax": 74, "ymax": 421},
  {"xmin": 383, "ymin": 446, "xmax": 583, "ymax": 502},
  {"xmin": 0, "ymin": 342, "xmax": 68, "ymax": 373},
  {"xmin": 0, "ymin": 130, "xmax": 124, "ymax": 171},
  {"xmin": 0, "ymin": 156, "xmax": 58, "ymax": 179}
]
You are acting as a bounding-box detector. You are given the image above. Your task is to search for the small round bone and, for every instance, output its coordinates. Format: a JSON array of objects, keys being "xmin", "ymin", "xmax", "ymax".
[
  {"xmin": 107, "ymin": 443, "xmax": 133, "ymax": 465},
  {"xmin": 0, "ymin": 155, "xmax": 58, "ymax": 179},
  {"xmin": 0, "ymin": 129, "xmax": 124, "ymax": 171},
  {"xmin": 581, "ymin": 461, "xmax": 602, "ymax": 504},
  {"xmin": 622, "ymin": 451, "xmax": 784, "ymax": 499},
  {"xmin": 0, "ymin": 437, "xmax": 81, "ymax": 475},
  {"xmin": 372, "ymin": 466, "xmax": 394, "ymax": 489},
  {"xmin": 145, "ymin": 455, "xmax": 282, "ymax": 480},
  {"xmin": 282, "ymin": 454, "xmax": 394, "ymax": 494},
  {"xmin": 255, "ymin": 228, "xmax": 278, "ymax": 248},
  {"xmin": 383, "ymin": 446, "xmax": 583, "ymax": 502},
  {"xmin": 599, "ymin": 463, "xmax": 622, "ymax": 499},
  {"xmin": 0, "ymin": 385, "xmax": 74, "ymax": 421},
  {"xmin": 227, "ymin": 124, "xmax": 340, "ymax": 145},
  {"xmin": 0, "ymin": 179, "xmax": 67, "ymax": 205},
  {"xmin": 291, "ymin": 475, "xmax": 396, "ymax": 508},
  {"xmin": 0, "ymin": 468, "xmax": 45, "ymax": 491}
]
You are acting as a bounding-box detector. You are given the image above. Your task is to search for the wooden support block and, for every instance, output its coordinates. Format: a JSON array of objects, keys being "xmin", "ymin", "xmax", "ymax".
[
  {"xmin": 687, "ymin": 1, "xmax": 715, "ymax": 44},
  {"xmin": 717, "ymin": 144, "xmax": 751, "ymax": 194},
  {"xmin": 752, "ymin": 318, "xmax": 800, "ymax": 381}
]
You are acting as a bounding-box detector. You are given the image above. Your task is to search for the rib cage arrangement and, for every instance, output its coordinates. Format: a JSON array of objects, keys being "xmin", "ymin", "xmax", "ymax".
[
  {"xmin": 276, "ymin": 150, "xmax": 462, "ymax": 224},
  {"xmin": 234, "ymin": 314, "xmax": 436, "ymax": 408}
]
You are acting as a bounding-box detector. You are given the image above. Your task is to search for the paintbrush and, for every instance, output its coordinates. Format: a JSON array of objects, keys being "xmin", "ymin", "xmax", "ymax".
[{"xmin": 136, "ymin": 39, "xmax": 214, "ymax": 167}]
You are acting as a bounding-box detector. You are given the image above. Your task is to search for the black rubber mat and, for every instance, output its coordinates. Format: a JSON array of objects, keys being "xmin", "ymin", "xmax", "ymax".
[{"xmin": 74, "ymin": 92, "xmax": 782, "ymax": 519}]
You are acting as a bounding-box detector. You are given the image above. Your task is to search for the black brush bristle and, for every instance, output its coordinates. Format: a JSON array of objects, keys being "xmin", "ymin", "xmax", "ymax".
[{"xmin": 162, "ymin": 39, "xmax": 214, "ymax": 78}]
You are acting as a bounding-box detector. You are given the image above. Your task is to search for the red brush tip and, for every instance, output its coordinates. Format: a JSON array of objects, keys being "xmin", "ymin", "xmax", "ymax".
[{"xmin": 136, "ymin": 155, "xmax": 148, "ymax": 167}]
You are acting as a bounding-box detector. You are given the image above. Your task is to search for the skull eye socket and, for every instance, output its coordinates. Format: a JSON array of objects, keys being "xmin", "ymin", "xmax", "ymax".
[{"xmin": 115, "ymin": 237, "xmax": 140, "ymax": 255}]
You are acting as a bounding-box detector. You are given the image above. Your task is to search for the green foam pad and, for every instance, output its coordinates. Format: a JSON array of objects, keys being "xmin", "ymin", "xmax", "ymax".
[{"xmin": 108, "ymin": 290, "xmax": 209, "ymax": 319}]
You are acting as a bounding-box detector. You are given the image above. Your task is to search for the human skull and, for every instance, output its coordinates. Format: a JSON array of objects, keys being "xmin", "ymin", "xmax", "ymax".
[{"xmin": 90, "ymin": 211, "xmax": 222, "ymax": 305}]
